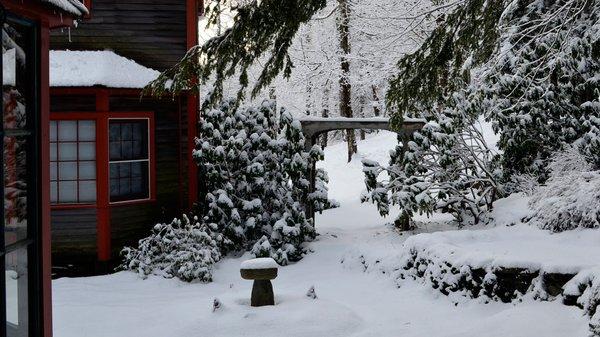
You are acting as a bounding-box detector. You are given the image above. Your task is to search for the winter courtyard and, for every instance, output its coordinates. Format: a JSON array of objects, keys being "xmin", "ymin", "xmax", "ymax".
[
  {"xmin": 4, "ymin": 1, "xmax": 600, "ymax": 337},
  {"xmin": 52, "ymin": 133, "xmax": 593, "ymax": 337}
]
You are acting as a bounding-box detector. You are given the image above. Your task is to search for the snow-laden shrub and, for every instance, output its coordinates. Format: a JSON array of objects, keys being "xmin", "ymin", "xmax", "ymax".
[
  {"xmin": 362, "ymin": 111, "xmax": 502, "ymax": 228},
  {"xmin": 121, "ymin": 215, "xmax": 223, "ymax": 282},
  {"xmin": 122, "ymin": 100, "xmax": 335, "ymax": 281},
  {"xmin": 527, "ymin": 147, "xmax": 600, "ymax": 232},
  {"xmin": 563, "ymin": 268, "xmax": 600, "ymax": 335}
]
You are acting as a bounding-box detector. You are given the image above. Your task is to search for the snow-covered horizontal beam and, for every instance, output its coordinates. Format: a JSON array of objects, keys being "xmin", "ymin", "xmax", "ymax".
[{"xmin": 299, "ymin": 116, "xmax": 425, "ymax": 142}]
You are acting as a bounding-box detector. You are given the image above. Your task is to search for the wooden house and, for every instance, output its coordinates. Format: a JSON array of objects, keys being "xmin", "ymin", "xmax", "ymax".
[
  {"xmin": 0, "ymin": 1, "xmax": 86, "ymax": 336},
  {"xmin": 48, "ymin": 0, "xmax": 201, "ymax": 272}
]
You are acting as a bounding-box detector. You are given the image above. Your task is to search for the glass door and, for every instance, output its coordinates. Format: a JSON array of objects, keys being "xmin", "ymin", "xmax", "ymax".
[{"xmin": 1, "ymin": 7, "xmax": 42, "ymax": 337}]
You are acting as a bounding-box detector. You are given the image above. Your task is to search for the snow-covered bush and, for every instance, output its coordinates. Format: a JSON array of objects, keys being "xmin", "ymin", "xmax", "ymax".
[
  {"xmin": 362, "ymin": 108, "xmax": 502, "ymax": 228},
  {"xmin": 121, "ymin": 215, "xmax": 223, "ymax": 282},
  {"xmin": 122, "ymin": 100, "xmax": 334, "ymax": 281},
  {"xmin": 563, "ymin": 268, "xmax": 600, "ymax": 335},
  {"xmin": 527, "ymin": 147, "xmax": 600, "ymax": 232},
  {"xmin": 195, "ymin": 99, "xmax": 334, "ymax": 265}
]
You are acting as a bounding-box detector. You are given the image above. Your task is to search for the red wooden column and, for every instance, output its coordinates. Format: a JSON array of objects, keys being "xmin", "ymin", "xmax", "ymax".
[
  {"xmin": 186, "ymin": 0, "xmax": 199, "ymax": 209},
  {"xmin": 39, "ymin": 19, "xmax": 53, "ymax": 337},
  {"xmin": 95, "ymin": 90, "xmax": 111, "ymax": 261}
]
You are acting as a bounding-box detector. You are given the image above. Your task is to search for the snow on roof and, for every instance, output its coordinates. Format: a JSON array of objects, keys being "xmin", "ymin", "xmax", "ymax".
[
  {"xmin": 50, "ymin": 50, "xmax": 161, "ymax": 89},
  {"xmin": 42, "ymin": 0, "xmax": 89, "ymax": 16}
]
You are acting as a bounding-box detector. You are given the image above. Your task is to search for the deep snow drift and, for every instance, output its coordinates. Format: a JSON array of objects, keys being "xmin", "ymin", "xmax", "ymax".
[{"xmin": 52, "ymin": 131, "xmax": 590, "ymax": 337}]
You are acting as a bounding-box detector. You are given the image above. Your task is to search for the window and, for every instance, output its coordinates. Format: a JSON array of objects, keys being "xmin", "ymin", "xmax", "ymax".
[
  {"xmin": 50, "ymin": 120, "xmax": 97, "ymax": 204},
  {"xmin": 109, "ymin": 119, "xmax": 150, "ymax": 202},
  {"xmin": 2, "ymin": 11, "xmax": 41, "ymax": 337}
]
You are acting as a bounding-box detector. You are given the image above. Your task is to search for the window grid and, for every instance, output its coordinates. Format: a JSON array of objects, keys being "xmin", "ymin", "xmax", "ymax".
[
  {"xmin": 109, "ymin": 119, "xmax": 150, "ymax": 203},
  {"xmin": 50, "ymin": 120, "xmax": 97, "ymax": 204}
]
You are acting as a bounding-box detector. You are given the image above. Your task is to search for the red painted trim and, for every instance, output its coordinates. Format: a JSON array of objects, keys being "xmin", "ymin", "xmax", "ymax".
[
  {"xmin": 39, "ymin": 20, "xmax": 54, "ymax": 337},
  {"xmin": 187, "ymin": 98, "xmax": 198, "ymax": 209},
  {"xmin": 186, "ymin": 0, "xmax": 200, "ymax": 209},
  {"xmin": 186, "ymin": 0, "xmax": 198, "ymax": 49},
  {"xmin": 51, "ymin": 203, "xmax": 96, "ymax": 210},
  {"xmin": 96, "ymin": 89, "xmax": 109, "ymax": 112},
  {"xmin": 95, "ymin": 114, "xmax": 110, "ymax": 261}
]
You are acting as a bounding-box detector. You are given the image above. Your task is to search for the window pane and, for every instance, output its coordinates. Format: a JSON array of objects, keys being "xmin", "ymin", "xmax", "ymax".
[
  {"xmin": 5, "ymin": 248, "xmax": 28, "ymax": 335},
  {"xmin": 121, "ymin": 141, "xmax": 133, "ymax": 159},
  {"xmin": 3, "ymin": 20, "xmax": 28, "ymax": 129},
  {"xmin": 78, "ymin": 120, "xmax": 96, "ymax": 141},
  {"xmin": 109, "ymin": 120, "xmax": 148, "ymax": 161},
  {"xmin": 78, "ymin": 181, "xmax": 96, "ymax": 202},
  {"xmin": 132, "ymin": 177, "xmax": 143, "ymax": 194},
  {"xmin": 58, "ymin": 162, "xmax": 77, "ymax": 180},
  {"xmin": 119, "ymin": 163, "xmax": 130, "ymax": 178},
  {"xmin": 50, "ymin": 162, "xmax": 57, "ymax": 181},
  {"xmin": 109, "ymin": 142, "xmax": 121, "ymax": 160},
  {"xmin": 58, "ymin": 142, "xmax": 77, "ymax": 161},
  {"xmin": 131, "ymin": 161, "xmax": 143, "ymax": 177},
  {"xmin": 50, "ymin": 182, "xmax": 58, "ymax": 203},
  {"xmin": 79, "ymin": 161, "xmax": 95, "ymax": 180},
  {"xmin": 78, "ymin": 142, "xmax": 95, "ymax": 161},
  {"xmin": 58, "ymin": 120, "xmax": 77, "ymax": 141},
  {"xmin": 109, "ymin": 124, "xmax": 121, "ymax": 141},
  {"xmin": 121, "ymin": 123, "xmax": 132, "ymax": 140},
  {"xmin": 50, "ymin": 121, "xmax": 57, "ymax": 141},
  {"xmin": 50, "ymin": 142, "xmax": 57, "ymax": 161},
  {"xmin": 4, "ymin": 136, "xmax": 28, "ymax": 246},
  {"xmin": 119, "ymin": 179, "xmax": 131, "ymax": 195},
  {"xmin": 58, "ymin": 181, "xmax": 77, "ymax": 203},
  {"xmin": 110, "ymin": 161, "xmax": 149, "ymax": 202}
]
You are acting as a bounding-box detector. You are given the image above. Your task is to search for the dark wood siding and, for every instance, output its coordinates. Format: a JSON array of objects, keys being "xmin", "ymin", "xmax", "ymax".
[
  {"xmin": 50, "ymin": 94, "xmax": 96, "ymax": 111},
  {"xmin": 51, "ymin": 208, "xmax": 97, "ymax": 256},
  {"xmin": 50, "ymin": 0, "xmax": 189, "ymax": 71}
]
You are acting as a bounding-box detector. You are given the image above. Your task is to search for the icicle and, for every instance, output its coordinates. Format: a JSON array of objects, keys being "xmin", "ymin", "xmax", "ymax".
[
  {"xmin": 60, "ymin": 12, "xmax": 63, "ymax": 23},
  {"xmin": 68, "ymin": 27, "xmax": 71, "ymax": 43}
]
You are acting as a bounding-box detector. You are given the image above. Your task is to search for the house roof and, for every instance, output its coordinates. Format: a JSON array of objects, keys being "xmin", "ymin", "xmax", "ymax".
[
  {"xmin": 42, "ymin": 0, "xmax": 89, "ymax": 17},
  {"xmin": 50, "ymin": 50, "xmax": 161, "ymax": 89}
]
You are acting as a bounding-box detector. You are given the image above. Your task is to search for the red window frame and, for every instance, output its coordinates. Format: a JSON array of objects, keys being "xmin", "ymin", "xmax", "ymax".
[{"xmin": 49, "ymin": 111, "xmax": 156, "ymax": 210}]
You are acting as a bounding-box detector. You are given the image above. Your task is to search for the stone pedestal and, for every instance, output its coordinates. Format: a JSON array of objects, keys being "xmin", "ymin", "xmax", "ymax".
[
  {"xmin": 240, "ymin": 260, "xmax": 278, "ymax": 307},
  {"xmin": 251, "ymin": 279, "xmax": 274, "ymax": 306}
]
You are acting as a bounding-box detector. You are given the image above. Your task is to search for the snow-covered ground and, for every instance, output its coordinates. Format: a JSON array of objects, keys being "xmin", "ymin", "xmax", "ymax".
[{"xmin": 52, "ymin": 131, "xmax": 590, "ymax": 337}]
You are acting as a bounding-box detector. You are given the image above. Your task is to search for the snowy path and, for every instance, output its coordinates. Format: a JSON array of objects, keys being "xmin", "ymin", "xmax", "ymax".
[{"xmin": 53, "ymin": 132, "xmax": 589, "ymax": 337}]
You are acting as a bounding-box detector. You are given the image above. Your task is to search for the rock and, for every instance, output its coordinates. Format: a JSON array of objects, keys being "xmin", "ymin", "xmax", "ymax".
[
  {"xmin": 306, "ymin": 286, "xmax": 317, "ymax": 299},
  {"xmin": 542, "ymin": 272, "xmax": 576, "ymax": 297}
]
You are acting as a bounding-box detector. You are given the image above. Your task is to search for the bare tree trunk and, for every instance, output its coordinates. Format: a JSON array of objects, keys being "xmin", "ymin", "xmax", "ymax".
[
  {"xmin": 303, "ymin": 27, "xmax": 314, "ymax": 116},
  {"xmin": 359, "ymin": 94, "xmax": 366, "ymax": 140},
  {"xmin": 321, "ymin": 82, "xmax": 330, "ymax": 148},
  {"xmin": 371, "ymin": 85, "xmax": 381, "ymax": 117},
  {"xmin": 337, "ymin": 0, "xmax": 356, "ymax": 162}
]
